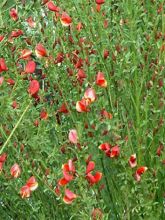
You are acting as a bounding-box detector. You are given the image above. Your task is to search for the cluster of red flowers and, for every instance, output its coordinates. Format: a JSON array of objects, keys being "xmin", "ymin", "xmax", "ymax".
[
  {"xmin": 76, "ymin": 72, "xmax": 107, "ymax": 113},
  {"xmin": 0, "ymin": 153, "xmax": 38, "ymax": 198},
  {"xmin": 1, "ymin": 2, "xmax": 163, "ymax": 217},
  {"xmin": 86, "ymin": 161, "xmax": 102, "ymax": 186},
  {"xmin": 99, "ymin": 144, "xmax": 148, "ymax": 182},
  {"xmin": 20, "ymin": 176, "xmax": 38, "ymax": 199},
  {"xmin": 46, "ymin": 1, "xmax": 72, "ymax": 27},
  {"xmin": 55, "ymin": 157, "xmax": 102, "ymax": 204},
  {"xmin": 99, "ymin": 143, "xmax": 120, "ymax": 158},
  {"xmin": 128, "ymin": 154, "xmax": 148, "ymax": 182},
  {"xmin": 55, "ymin": 159, "xmax": 77, "ymax": 204}
]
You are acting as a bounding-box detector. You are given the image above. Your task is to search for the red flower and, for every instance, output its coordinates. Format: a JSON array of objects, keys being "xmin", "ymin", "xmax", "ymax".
[
  {"xmin": 134, "ymin": 166, "xmax": 148, "ymax": 182},
  {"xmin": 129, "ymin": 154, "xmax": 137, "ymax": 168},
  {"xmin": 86, "ymin": 161, "xmax": 102, "ymax": 185},
  {"xmin": 0, "ymin": 58, "xmax": 8, "ymax": 73},
  {"xmin": 0, "ymin": 153, "xmax": 7, "ymax": 172},
  {"xmin": 58, "ymin": 103, "xmax": 69, "ymax": 113},
  {"xmin": 58, "ymin": 177, "xmax": 69, "ymax": 186},
  {"xmin": 60, "ymin": 12, "xmax": 72, "ymax": 26},
  {"xmin": 47, "ymin": 1, "xmax": 60, "ymax": 12},
  {"xmin": 10, "ymin": 163, "xmax": 21, "ymax": 178},
  {"xmin": 109, "ymin": 145, "xmax": 120, "ymax": 158},
  {"xmin": 95, "ymin": 0, "xmax": 105, "ymax": 12},
  {"xmin": 0, "ymin": 35, "xmax": 4, "ymax": 42},
  {"xmin": 35, "ymin": 43, "xmax": 47, "ymax": 58},
  {"xmin": 86, "ymin": 172, "xmax": 102, "ymax": 186},
  {"xmin": 76, "ymin": 98, "xmax": 90, "ymax": 112},
  {"xmin": 10, "ymin": 29, "xmax": 23, "ymax": 38},
  {"xmin": 20, "ymin": 185, "xmax": 31, "ymax": 198},
  {"xmin": 96, "ymin": 72, "xmax": 107, "ymax": 88},
  {"xmin": 25, "ymin": 60, "xmax": 36, "ymax": 73},
  {"xmin": 10, "ymin": 8, "xmax": 18, "ymax": 21},
  {"xmin": 86, "ymin": 161, "xmax": 95, "ymax": 174},
  {"xmin": 0, "ymin": 153, "xmax": 7, "ymax": 163},
  {"xmin": 28, "ymin": 80, "xmax": 40, "ymax": 96},
  {"xmin": 26, "ymin": 176, "xmax": 38, "ymax": 191},
  {"xmin": 99, "ymin": 143, "xmax": 111, "ymax": 152},
  {"xmin": 42, "ymin": 0, "xmax": 49, "ymax": 4},
  {"xmin": 77, "ymin": 69, "xmax": 86, "ymax": 81},
  {"xmin": 58, "ymin": 159, "xmax": 76, "ymax": 186},
  {"xmin": 96, "ymin": 0, "xmax": 105, "ymax": 4},
  {"xmin": 63, "ymin": 189, "xmax": 77, "ymax": 204},
  {"xmin": 99, "ymin": 143, "xmax": 120, "ymax": 158},
  {"xmin": 40, "ymin": 109, "xmax": 48, "ymax": 120}
]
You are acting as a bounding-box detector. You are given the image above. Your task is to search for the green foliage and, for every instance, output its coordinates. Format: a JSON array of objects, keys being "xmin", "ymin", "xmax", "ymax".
[{"xmin": 0, "ymin": 0, "xmax": 164, "ymax": 219}]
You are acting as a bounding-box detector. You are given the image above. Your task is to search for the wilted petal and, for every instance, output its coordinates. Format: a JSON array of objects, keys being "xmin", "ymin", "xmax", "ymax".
[
  {"xmin": 20, "ymin": 185, "xmax": 31, "ymax": 198},
  {"xmin": 26, "ymin": 16, "xmax": 36, "ymax": 28},
  {"xmin": 10, "ymin": 163, "xmax": 21, "ymax": 178},
  {"xmin": 84, "ymin": 88, "xmax": 96, "ymax": 103},
  {"xmin": 19, "ymin": 49, "xmax": 32, "ymax": 59},
  {"xmin": 156, "ymin": 144, "xmax": 164, "ymax": 156},
  {"xmin": 68, "ymin": 129, "xmax": 78, "ymax": 144}
]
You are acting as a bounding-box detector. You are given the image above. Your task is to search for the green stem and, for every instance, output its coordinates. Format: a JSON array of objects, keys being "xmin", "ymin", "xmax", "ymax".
[{"xmin": 0, "ymin": 102, "xmax": 31, "ymax": 154}]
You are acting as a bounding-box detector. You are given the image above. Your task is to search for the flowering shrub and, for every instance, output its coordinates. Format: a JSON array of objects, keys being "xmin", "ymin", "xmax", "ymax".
[{"xmin": 0, "ymin": 0, "xmax": 164, "ymax": 219}]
